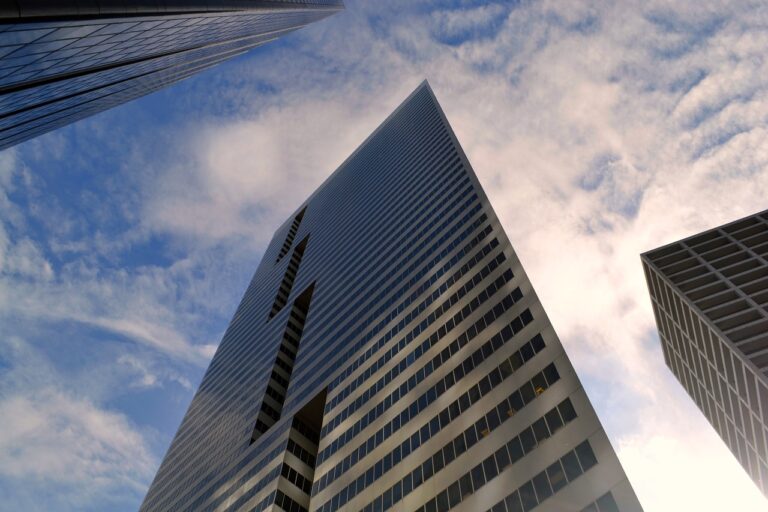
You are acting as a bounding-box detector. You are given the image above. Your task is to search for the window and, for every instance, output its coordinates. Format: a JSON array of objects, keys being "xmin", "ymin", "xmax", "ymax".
[
  {"xmin": 519, "ymin": 481, "xmax": 537, "ymax": 511},
  {"xmin": 559, "ymin": 399, "xmax": 577, "ymax": 422},
  {"xmin": 596, "ymin": 492, "xmax": 621, "ymax": 512},
  {"xmin": 471, "ymin": 463, "xmax": 485, "ymax": 488},
  {"xmin": 459, "ymin": 473, "xmax": 473, "ymax": 497},
  {"xmin": 506, "ymin": 491, "xmax": 524, "ymax": 512},
  {"xmin": 520, "ymin": 382, "xmax": 536, "ymax": 403},
  {"xmin": 483, "ymin": 456, "xmax": 498, "ymax": 480},
  {"xmin": 508, "ymin": 436, "xmax": 524, "ymax": 463},
  {"xmin": 520, "ymin": 427, "xmax": 536, "ymax": 453},
  {"xmin": 561, "ymin": 451, "xmax": 582, "ymax": 481},
  {"xmin": 532, "ymin": 471, "xmax": 552, "ymax": 502},
  {"xmin": 544, "ymin": 408, "xmax": 563, "ymax": 433},
  {"xmin": 575, "ymin": 441, "xmax": 598, "ymax": 471},
  {"xmin": 509, "ymin": 390, "xmax": 524, "ymax": 414},
  {"xmin": 546, "ymin": 461, "xmax": 567, "ymax": 492}
]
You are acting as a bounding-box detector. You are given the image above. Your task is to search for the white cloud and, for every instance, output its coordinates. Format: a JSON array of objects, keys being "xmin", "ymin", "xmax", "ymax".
[
  {"xmin": 117, "ymin": 354, "xmax": 192, "ymax": 390},
  {"xmin": 431, "ymin": 3, "xmax": 508, "ymax": 40},
  {"xmin": 0, "ymin": 337, "xmax": 155, "ymax": 511}
]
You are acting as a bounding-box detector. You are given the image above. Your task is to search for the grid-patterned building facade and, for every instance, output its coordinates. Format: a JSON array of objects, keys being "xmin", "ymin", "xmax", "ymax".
[
  {"xmin": 141, "ymin": 82, "xmax": 643, "ymax": 512},
  {"xmin": 642, "ymin": 211, "xmax": 768, "ymax": 497},
  {"xmin": 0, "ymin": 1, "xmax": 343, "ymax": 150}
]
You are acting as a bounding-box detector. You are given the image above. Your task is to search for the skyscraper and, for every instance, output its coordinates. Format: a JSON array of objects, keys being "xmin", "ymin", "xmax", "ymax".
[
  {"xmin": 642, "ymin": 210, "xmax": 768, "ymax": 497},
  {"xmin": 141, "ymin": 81, "xmax": 643, "ymax": 512},
  {"xmin": 0, "ymin": 1, "xmax": 343, "ymax": 150}
]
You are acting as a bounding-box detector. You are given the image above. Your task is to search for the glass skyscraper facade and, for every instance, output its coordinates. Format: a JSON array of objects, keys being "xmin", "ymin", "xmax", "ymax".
[
  {"xmin": 0, "ymin": 1, "xmax": 343, "ymax": 150},
  {"xmin": 643, "ymin": 210, "xmax": 768, "ymax": 497},
  {"xmin": 141, "ymin": 82, "xmax": 643, "ymax": 512}
]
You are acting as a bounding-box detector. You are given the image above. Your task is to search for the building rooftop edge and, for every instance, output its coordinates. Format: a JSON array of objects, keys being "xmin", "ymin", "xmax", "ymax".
[{"xmin": 640, "ymin": 207, "xmax": 768, "ymax": 260}]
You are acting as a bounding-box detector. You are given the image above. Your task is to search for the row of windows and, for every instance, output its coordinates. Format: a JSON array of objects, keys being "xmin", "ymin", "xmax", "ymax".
[
  {"xmin": 288, "ymin": 194, "xmax": 485, "ymax": 408},
  {"xmin": 266, "ymin": 384, "xmax": 286, "ymax": 404},
  {"xmin": 205, "ymin": 415, "xmax": 324, "ymax": 512},
  {"xmin": 274, "ymin": 489, "xmax": 308, "ymax": 512},
  {"xmin": 272, "ymin": 369, "xmax": 290, "ymax": 389},
  {"xmin": 317, "ymin": 296, "xmax": 533, "ymax": 465},
  {"xmin": 325, "ymin": 236, "xmax": 502, "ymax": 414},
  {"xmin": 220, "ymin": 463, "xmax": 282, "ymax": 512},
  {"xmin": 0, "ymin": 11, "xmax": 324, "ymax": 93},
  {"xmin": 322, "ymin": 263, "xmax": 516, "ymax": 437},
  {"xmin": 287, "ymin": 438, "xmax": 317, "ymax": 469},
  {"xmin": 243, "ymin": 490, "xmax": 277, "ymax": 512},
  {"xmin": 0, "ymin": 28, "xmax": 295, "ymax": 151},
  {"xmin": 292, "ymin": 417, "xmax": 321, "ymax": 446},
  {"xmin": 0, "ymin": 40, "xmax": 246, "ymax": 144},
  {"xmin": 322, "ymin": 312, "xmax": 540, "ymax": 499},
  {"xmin": 181, "ymin": 428, "xmax": 301, "ymax": 512},
  {"xmin": 260, "ymin": 402, "xmax": 281, "ymax": 422},
  {"xmin": 483, "ymin": 440, "xmax": 599, "ymax": 512},
  {"xmin": 580, "ymin": 492, "xmax": 621, "ymax": 512},
  {"xmin": 315, "ymin": 311, "xmax": 537, "ymax": 498},
  {"xmin": 280, "ymin": 463, "xmax": 312, "ymax": 495},
  {"xmin": 361, "ymin": 394, "xmax": 573, "ymax": 512},
  {"xmin": 291, "ymin": 190, "xmax": 482, "ymax": 414},
  {"xmin": 276, "ymin": 129, "xmax": 455, "ymax": 338},
  {"xmin": 288, "ymin": 157, "xmax": 466, "ymax": 364},
  {"xmin": 0, "ymin": 15, "xmax": 297, "ymax": 113},
  {"xmin": 317, "ymin": 337, "xmax": 551, "ymax": 509}
]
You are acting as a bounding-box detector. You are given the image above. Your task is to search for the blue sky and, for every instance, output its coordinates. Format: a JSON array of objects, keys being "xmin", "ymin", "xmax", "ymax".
[{"xmin": 2, "ymin": 1, "xmax": 768, "ymax": 510}]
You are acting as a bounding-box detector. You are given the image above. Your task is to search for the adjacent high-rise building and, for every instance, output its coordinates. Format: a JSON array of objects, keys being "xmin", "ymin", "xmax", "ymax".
[
  {"xmin": 141, "ymin": 81, "xmax": 642, "ymax": 512},
  {"xmin": 642, "ymin": 211, "xmax": 768, "ymax": 497},
  {"xmin": 0, "ymin": 1, "xmax": 343, "ymax": 150}
]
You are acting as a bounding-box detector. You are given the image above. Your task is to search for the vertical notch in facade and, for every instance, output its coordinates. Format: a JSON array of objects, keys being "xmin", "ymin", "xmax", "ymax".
[
  {"xmin": 274, "ymin": 389, "xmax": 327, "ymax": 512},
  {"xmin": 270, "ymin": 235, "xmax": 308, "ymax": 319},
  {"xmin": 276, "ymin": 207, "xmax": 307, "ymax": 263},
  {"xmin": 252, "ymin": 283, "xmax": 315, "ymax": 444}
]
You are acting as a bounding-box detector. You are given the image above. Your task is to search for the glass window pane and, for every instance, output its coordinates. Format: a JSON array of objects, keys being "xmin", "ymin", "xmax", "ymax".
[
  {"xmin": 532, "ymin": 471, "xmax": 552, "ymax": 502},
  {"xmin": 506, "ymin": 491, "xmax": 523, "ymax": 512},
  {"xmin": 596, "ymin": 492, "xmax": 620, "ymax": 512},
  {"xmin": 575, "ymin": 441, "xmax": 598, "ymax": 471},
  {"xmin": 532, "ymin": 418, "xmax": 550, "ymax": 442},
  {"xmin": 519, "ymin": 427, "xmax": 536, "ymax": 453},
  {"xmin": 519, "ymin": 481, "xmax": 538, "ymax": 512},
  {"xmin": 559, "ymin": 399, "xmax": 577, "ymax": 422},
  {"xmin": 546, "ymin": 461, "xmax": 567, "ymax": 492},
  {"xmin": 562, "ymin": 451, "xmax": 583, "ymax": 481},
  {"xmin": 545, "ymin": 408, "xmax": 564, "ymax": 433}
]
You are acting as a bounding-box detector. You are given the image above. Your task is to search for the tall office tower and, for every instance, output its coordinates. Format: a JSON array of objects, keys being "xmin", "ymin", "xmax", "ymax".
[
  {"xmin": 642, "ymin": 210, "xmax": 768, "ymax": 497},
  {"xmin": 0, "ymin": 1, "xmax": 343, "ymax": 150},
  {"xmin": 141, "ymin": 82, "xmax": 643, "ymax": 512}
]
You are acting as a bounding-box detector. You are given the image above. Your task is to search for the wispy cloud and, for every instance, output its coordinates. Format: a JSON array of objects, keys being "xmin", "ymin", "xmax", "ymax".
[{"xmin": 0, "ymin": 337, "xmax": 155, "ymax": 512}]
